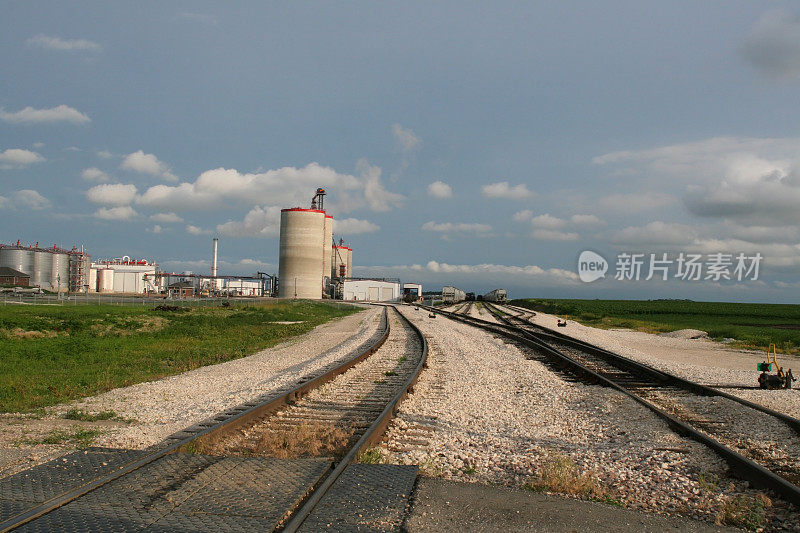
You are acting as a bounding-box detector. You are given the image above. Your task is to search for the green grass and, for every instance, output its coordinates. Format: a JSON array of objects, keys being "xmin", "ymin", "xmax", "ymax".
[
  {"xmin": 62, "ymin": 409, "xmax": 117, "ymax": 421},
  {"xmin": 0, "ymin": 300, "xmax": 358, "ymax": 413},
  {"xmin": 512, "ymin": 298, "xmax": 800, "ymax": 354},
  {"xmin": 20, "ymin": 426, "xmax": 104, "ymax": 448}
]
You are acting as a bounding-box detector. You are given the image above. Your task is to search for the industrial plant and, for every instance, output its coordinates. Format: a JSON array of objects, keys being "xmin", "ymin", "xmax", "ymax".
[{"xmin": 0, "ymin": 189, "xmax": 467, "ymax": 303}]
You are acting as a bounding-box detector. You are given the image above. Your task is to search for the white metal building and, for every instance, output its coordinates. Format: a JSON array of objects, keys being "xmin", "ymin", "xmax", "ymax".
[
  {"xmin": 89, "ymin": 257, "xmax": 159, "ymax": 294},
  {"xmin": 342, "ymin": 279, "xmax": 400, "ymax": 302}
]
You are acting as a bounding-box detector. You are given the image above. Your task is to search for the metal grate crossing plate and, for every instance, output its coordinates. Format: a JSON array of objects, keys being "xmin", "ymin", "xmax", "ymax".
[
  {"xmin": 14, "ymin": 452, "xmax": 331, "ymax": 532},
  {"xmin": 0, "ymin": 447, "xmax": 148, "ymax": 521},
  {"xmin": 299, "ymin": 464, "xmax": 418, "ymax": 532}
]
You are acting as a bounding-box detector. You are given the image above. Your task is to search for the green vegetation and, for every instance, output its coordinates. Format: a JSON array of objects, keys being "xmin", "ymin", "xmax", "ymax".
[
  {"xmin": 20, "ymin": 426, "xmax": 104, "ymax": 448},
  {"xmin": 525, "ymin": 451, "xmax": 607, "ymax": 499},
  {"xmin": 357, "ymin": 447, "xmax": 386, "ymax": 464},
  {"xmin": 62, "ymin": 408, "xmax": 117, "ymax": 422},
  {"xmin": 716, "ymin": 493, "xmax": 772, "ymax": 531},
  {"xmin": 0, "ymin": 301, "xmax": 358, "ymax": 413},
  {"xmin": 384, "ymin": 370, "xmax": 397, "ymax": 376},
  {"xmin": 512, "ymin": 299, "xmax": 800, "ymax": 354}
]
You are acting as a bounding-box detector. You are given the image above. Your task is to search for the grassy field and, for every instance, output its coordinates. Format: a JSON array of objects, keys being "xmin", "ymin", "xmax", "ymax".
[
  {"xmin": 511, "ymin": 299, "xmax": 800, "ymax": 355},
  {"xmin": 0, "ymin": 300, "xmax": 358, "ymax": 413}
]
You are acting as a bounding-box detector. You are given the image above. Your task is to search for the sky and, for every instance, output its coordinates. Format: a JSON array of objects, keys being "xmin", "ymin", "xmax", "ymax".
[{"xmin": 1, "ymin": 2, "xmax": 799, "ymax": 302}]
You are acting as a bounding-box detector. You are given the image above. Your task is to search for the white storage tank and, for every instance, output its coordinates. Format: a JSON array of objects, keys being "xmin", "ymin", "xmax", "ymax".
[
  {"xmin": 0, "ymin": 247, "xmax": 34, "ymax": 276},
  {"xmin": 278, "ymin": 208, "xmax": 326, "ymax": 299},
  {"xmin": 323, "ymin": 214, "xmax": 333, "ymax": 283},
  {"xmin": 50, "ymin": 253, "xmax": 69, "ymax": 292},
  {"xmin": 31, "ymin": 250, "xmax": 52, "ymax": 288},
  {"xmin": 97, "ymin": 269, "xmax": 114, "ymax": 293},
  {"xmin": 88, "ymin": 267, "xmax": 98, "ymax": 292}
]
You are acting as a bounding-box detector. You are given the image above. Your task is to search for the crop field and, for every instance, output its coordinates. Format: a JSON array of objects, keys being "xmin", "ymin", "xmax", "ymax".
[
  {"xmin": 0, "ymin": 301, "xmax": 358, "ymax": 413},
  {"xmin": 511, "ymin": 299, "xmax": 800, "ymax": 355}
]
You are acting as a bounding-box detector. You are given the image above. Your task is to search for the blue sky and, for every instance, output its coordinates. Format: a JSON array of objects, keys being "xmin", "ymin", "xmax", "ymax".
[{"xmin": 1, "ymin": 2, "xmax": 799, "ymax": 301}]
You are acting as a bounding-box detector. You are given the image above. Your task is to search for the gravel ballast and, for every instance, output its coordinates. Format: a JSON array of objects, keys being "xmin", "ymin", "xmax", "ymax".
[{"xmin": 379, "ymin": 306, "xmax": 799, "ymax": 529}]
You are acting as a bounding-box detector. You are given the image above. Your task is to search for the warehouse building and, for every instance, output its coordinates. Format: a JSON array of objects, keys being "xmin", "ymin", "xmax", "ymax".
[{"xmin": 341, "ymin": 279, "xmax": 400, "ymax": 302}]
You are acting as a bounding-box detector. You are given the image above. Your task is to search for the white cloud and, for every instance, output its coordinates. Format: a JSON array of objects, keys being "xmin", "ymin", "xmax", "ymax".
[
  {"xmin": 135, "ymin": 161, "xmax": 402, "ymax": 215},
  {"xmin": 334, "ymin": 218, "xmax": 380, "ymax": 235},
  {"xmin": 422, "ymin": 221, "xmax": 492, "ymax": 234},
  {"xmin": 27, "ymin": 34, "xmax": 101, "ymax": 52},
  {"xmin": 570, "ymin": 214, "xmax": 602, "ymax": 226},
  {"xmin": 597, "ymin": 192, "xmax": 675, "ymax": 213},
  {"xmin": 81, "ymin": 167, "xmax": 109, "ymax": 182},
  {"xmin": 152, "ymin": 225, "xmax": 163, "ymax": 234},
  {"xmin": 216, "ymin": 206, "xmax": 281, "ymax": 238},
  {"xmin": 531, "ymin": 229, "xmax": 579, "ymax": 241},
  {"xmin": 741, "ymin": 10, "xmax": 800, "ymax": 79},
  {"xmin": 481, "ymin": 181, "xmax": 533, "ymax": 199},
  {"xmin": 86, "ymin": 183, "xmax": 138, "ymax": 206},
  {"xmin": 0, "ymin": 148, "xmax": 45, "ymax": 168},
  {"xmin": 392, "ymin": 124, "xmax": 420, "ymax": 153},
  {"xmin": 594, "ymin": 137, "xmax": 800, "ymax": 225},
  {"xmin": 512, "ymin": 210, "xmax": 532, "ymax": 222},
  {"xmin": 530, "ymin": 213, "xmax": 566, "ymax": 229},
  {"xmin": 0, "ymin": 105, "xmax": 90, "ymax": 124},
  {"xmin": 186, "ymin": 224, "xmax": 212, "ymax": 235},
  {"xmin": 610, "ymin": 221, "xmax": 696, "ymax": 246},
  {"xmin": 358, "ymin": 260, "xmax": 579, "ymax": 284},
  {"xmin": 10, "ymin": 190, "xmax": 50, "ymax": 209},
  {"xmin": 150, "ymin": 212, "xmax": 183, "ymax": 223},
  {"xmin": 357, "ymin": 159, "xmax": 405, "ymax": 211},
  {"xmin": 427, "ymin": 180, "xmax": 453, "ymax": 199},
  {"xmin": 120, "ymin": 150, "xmax": 177, "ymax": 181},
  {"xmin": 97, "ymin": 150, "xmax": 114, "ymax": 159},
  {"xmin": 0, "ymin": 196, "xmax": 8, "ymax": 209},
  {"xmin": 94, "ymin": 206, "xmax": 137, "ymax": 220}
]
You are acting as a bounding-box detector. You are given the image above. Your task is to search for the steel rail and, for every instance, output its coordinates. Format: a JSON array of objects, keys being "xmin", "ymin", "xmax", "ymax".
[
  {"xmin": 0, "ymin": 305, "xmax": 392, "ymax": 533},
  {"xmin": 423, "ymin": 303, "xmax": 800, "ymax": 507},
  {"xmin": 282, "ymin": 304, "xmax": 428, "ymax": 532},
  {"xmin": 485, "ymin": 303, "xmax": 800, "ymax": 435}
]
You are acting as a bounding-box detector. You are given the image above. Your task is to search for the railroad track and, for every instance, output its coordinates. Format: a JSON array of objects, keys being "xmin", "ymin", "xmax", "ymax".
[
  {"xmin": 424, "ymin": 302, "xmax": 800, "ymax": 507},
  {"xmin": 0, "ymin": 305, "xmax": 427, "ymax": 532}
]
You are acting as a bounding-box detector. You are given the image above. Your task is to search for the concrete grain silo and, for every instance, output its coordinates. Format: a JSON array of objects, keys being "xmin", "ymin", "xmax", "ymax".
[
  {"xmin": 323, "ymin": 214, "xmax": 333, "ymax": 284},
  {"xmin": 31, "ymin": 250, "xmax": 53, "ymax": 288},
  {"xmin": 278, "ymin": 208, "xmax": 326, "ymax": 298},
  {"xmin": 345, "ymin": 247, "xmax": 353, "ymax": 278}
]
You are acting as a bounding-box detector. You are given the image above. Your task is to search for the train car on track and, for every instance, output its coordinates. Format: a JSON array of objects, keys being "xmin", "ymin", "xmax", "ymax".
[
  {"xmin": 442, "ymin": 285, "xmax": 466, "ymax": 304},
  {"xmin": 483, "ymin": 288, "xmax": 507, "ymax": 302}
]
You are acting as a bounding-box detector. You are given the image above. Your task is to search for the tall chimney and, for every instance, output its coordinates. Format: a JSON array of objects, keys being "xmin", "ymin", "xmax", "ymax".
[{"xmin": 211, "ymin": 238, "xmax": 218, "ymax": 278}]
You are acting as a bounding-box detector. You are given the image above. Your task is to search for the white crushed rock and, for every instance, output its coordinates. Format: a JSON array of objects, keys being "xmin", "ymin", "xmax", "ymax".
[
  {"xmin": 510, "ymin": 307, "xmax": 800, "ymax": 421},
  {"xmin": 380, "ymin": 306, "xmax": 798, "ymax": 528},
  {"xmin": 53, "ymin": 307, "xmax": 381, "ymax": 449}
]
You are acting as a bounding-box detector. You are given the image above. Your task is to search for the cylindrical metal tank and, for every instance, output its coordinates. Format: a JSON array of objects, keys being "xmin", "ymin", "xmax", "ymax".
[
  {"xmin": 32, "ymin": 250, "xmax": 53, "ymax": 288},
  {"xmin": 0, "ymin": 247, "xmax": 34, "ymax": 276},
  {"xmin": 97, "ymin": 269, "xmax": 114, "ymax": 293},
  {"xmin": 88, "ymin": 267, "xmax": 98, "ymax": 292},
  {"xmin": 323, "ymin": 215, "xmax": 333, "ymax": 284},
  {"xmin": 50, "ymin": 253, "xmax": 70, "ymax": 292},
  {"xmin": 278, "ymin": 208, "xmax": 325, "ymax": 299}
]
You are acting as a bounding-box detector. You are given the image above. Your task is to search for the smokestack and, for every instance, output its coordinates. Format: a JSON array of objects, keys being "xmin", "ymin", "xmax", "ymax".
[{"xmin": 211, "ymin": 238, "xmax": 218, "ymax": 278}]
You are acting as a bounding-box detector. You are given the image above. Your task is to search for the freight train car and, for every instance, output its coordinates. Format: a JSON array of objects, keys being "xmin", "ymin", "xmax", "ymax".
[
  {"xmin": 483, "ymin": 288, "xmax": 507, "ymax": 302},
  {"xmin": 442, "ymin": 285, "xmax": 466, "ymax": 304}
]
